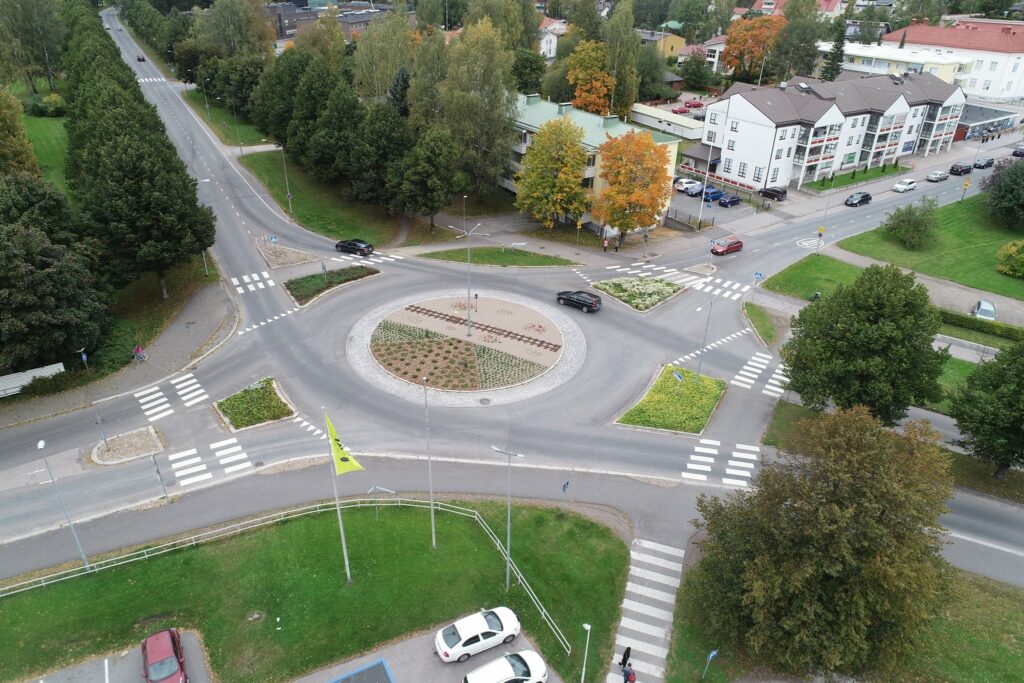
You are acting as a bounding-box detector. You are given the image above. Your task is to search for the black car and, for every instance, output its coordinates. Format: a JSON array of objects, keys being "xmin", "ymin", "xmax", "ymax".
[
  {"xmin": 949, "ymin": 163, "xmax": 972, "ymax": 175},
  {"xmin": 845, "ymin": 192, "xmax": 872, "ymax": 207},
  {"xmin": 136, "ymin": 55, "xmax": 146, "ymax": 62},
  {"xmin": 1013, "ymin": 147, "xmax": 1024, "ymax": 158},
  {"xmin": 974, "ymin": 157, "xmax": 995, "ymax": 169},
  {"xmin": 718, "ymin": 194, "xmax": 742, "ymax": 207},
  {"xmin": 691, "ymin": 112, "xmax": 706, "ymax": 122},
  {"xmin": 758, "ymin": 186, "xmax": 787, "ymax": 201},
  {"xmin": 335, "ymin": 239, "xmax": 374, "ymax": 256},
  {"xmin": 556, "ymin": 290, "xmax": 602, "ymax": 313}
]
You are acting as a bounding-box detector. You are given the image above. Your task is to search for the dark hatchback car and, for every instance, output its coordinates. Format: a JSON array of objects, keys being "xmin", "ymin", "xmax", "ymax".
[
  {"xmin": 718, "ymin": 194, "xmax": 742, "ymax": 207},
  {"xmin": 691, "ymin": 112, "xmax": 706, "ymax": 122},
  {"xmin": 845, "ymin": 192, "xmax": 872, "ymax": 207},
  {"xmin": 974, "ymin": 157, "xmax": 995, "ymax": 168},
  {"xmin": 1013, "ymin": 147, "xmax": 1024, "ymax": 158},
  {"xmin": 137, "ymin": 55, "xmax": 146, "ymax": 62},
  {"xmin": 556, "ymin": 290, "xmax": 602, "ymax": 312},
  {"xmin": 758, "ymin": 186, "xmax": 787, "ymax": 201},
  {"xmin": 142, "ymin": 629, "xmax": 187, "ymax": 683},
  {"xmin": 335, "ymin": 239, "xmax": 374, "ymax": 256},
  {"xmin": 711, "ymin": 236, "xmax": 743, "ymax": 255},
  {"xmin": 949, "ymin": 162, "xmax": 973, "ymax": 175}
]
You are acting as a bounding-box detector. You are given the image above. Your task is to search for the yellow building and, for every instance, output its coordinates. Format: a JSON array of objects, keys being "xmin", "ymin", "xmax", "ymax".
[
  {"xmin": 637, "ymin": 30, "xmax": 687, "ymax": 60},
  {"xmin": 816, "ymin": 41, "xmax": 972, "ymax": 85}
]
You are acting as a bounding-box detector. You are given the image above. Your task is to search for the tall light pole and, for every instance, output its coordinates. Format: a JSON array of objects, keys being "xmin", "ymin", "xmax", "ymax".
[
  {"xmin": 38, "ymin": 440, "xmax": 90, "ymax": 570},
  {"xmin": 217, "ymin": 96, "xmax": 243, "ymax": 156},
  {"xmin": 490, "ymin": 445, "xmax": 525, "ymax": 592},
  {"xmin": 817, "ymin": 175, "xmax": 836, "ymax": 256},
  {"xmin": 448, "ymin": 222, "xmax": 488, "ymax": 336},
  {"xmin": 423, "ymin": 376, "xmax": 436, "ymax": 550},
  {"xmin": 272, "ymin": 141, "xmax": 293, "ymax": 214},
  {"xmin": 695, "ymin": 297, "xmax": 715, "ymax": 379},
  {"xmin": 201, "ymin": 77, "xmax": 212, "ymax": 119},
  {"xmin": 580, "ymin": 623, "xmax": 592, "ymax": 683}
]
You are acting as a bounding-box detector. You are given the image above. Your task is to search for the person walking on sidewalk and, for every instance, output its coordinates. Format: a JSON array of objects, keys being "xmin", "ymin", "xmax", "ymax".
[
  {"xmin": 622, "ymin": 662, "xmax": 635, "ymax": 682},
  {"xmin": 603, "ymin": 238, "xmax": 609, "ymax": 252}
]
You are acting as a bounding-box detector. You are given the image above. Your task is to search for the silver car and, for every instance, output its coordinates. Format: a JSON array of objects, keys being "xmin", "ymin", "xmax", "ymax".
[
  {"xmin": 926, "ymin": 170, "xmax": 949, "ymax": 182},
  {"xmin": 971, "ymin": 300, "xmax": 997, "ymax": 321}
]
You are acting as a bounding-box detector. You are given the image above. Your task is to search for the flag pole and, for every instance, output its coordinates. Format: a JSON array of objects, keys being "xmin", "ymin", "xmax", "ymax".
[{"xmin": 331, "ymin": 468, "xmax": 353, "ymax": 583}]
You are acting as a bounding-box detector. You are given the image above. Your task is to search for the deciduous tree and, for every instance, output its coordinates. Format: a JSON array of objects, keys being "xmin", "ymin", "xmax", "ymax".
[
  {"xmin": 602, "ymin": 0, "xmax": 641, "ymax": 116},
  {"xmin": 688, "ymin": 407, "xmax": 953, "ymax": 674},
  {"xmin": 986, "ymin": 159, "xmax": 1024, "ymax": 230},
  {"xmin": 724, "ymin": 15, "xmax": 786, "ymax": 82},
  {"xmin": 353, "ymin": 11, "xmax": 414, "ymax": 99},
  {"xmin": 306, "ymin": 78, "xmax": 365, "ymax": 182},
  {"xmin": 668, "ymin": 0, "xmax": 710, "ymax": 42},
  {"xmin": 772, "ymin": 0, "xmax": 826, "ymax": 79},
  {"xmin": 707, "ymin": 0, "xmax": 738, "ymax": 38},
  {"xmin": 190, "ymin": 0, "xmax": 274, "ymax": 58},
  {"xmin": 512, "ymin": 48, "xmax": 546, "ymax": 94},
  {"xmin": 349, "ymin": 102, "xmax": 411, "ymax": 204},
  {"xmin": 591, "ymin": 130, "xmax": 671, "ymax": 239},
  {"xmin": 679, "ymin": 48, "xmax": 712, "ymax": 90},
  {"xmin": 250, "ymin": 48, "xmax": 313, "ymax": 144},
  {"xmin": 781, "ymin": 264, "xmax": 947, "ymax": 424},
  {"xmin": 567, "ymin": 40, "xmax": 615, "ymax": 114},
  {"xmin": 514, "ymin": 117, "xmax": 590, "ymax": 229},
  {"xmin": 408, "ymin": 29, "xmax": 448, "ymax": 135},
  {"xmin": 0, "ymin": 90, "xmax": 40, "ymax": 177},
  {"xmin": 294, "ymin": 6, "xmax": 350, "ymax": 69},
  {"xmin": 0, "ymin": 0, "xmax": 64, "ymax": 92},
  {"xmin": 881, "ymin": 196, "xmax": 937, "ymax": 250},
  {"xmin": 637, "ymin": 43, "xmax": 671, "ymax": 101},
  {"xmin": 566, "ymin": 0, "xmax": 603, "ymax": 40},
  {"xmin": 393, "ymin": 127, "xmax": 460, "ymax": 232}
]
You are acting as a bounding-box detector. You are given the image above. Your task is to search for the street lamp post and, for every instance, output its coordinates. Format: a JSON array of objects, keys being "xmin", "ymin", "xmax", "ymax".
[
  {"xmin": 695, "ymin": 297, "xmax": 715, "ymax": 379},
  {"xmin": 490, "ymin": 446, "xmax": 526, "ymax": 592},
  {"xmin": 817, "ymin": 175, "xmax": 836, "ymax": 256},
  {"xmin": 448, "ymin": 222, "xmax": 488, "ymax": 337},
  {"xmin": 38, "ymin": 440, "xmax": 90, "ymax": 570},
  {"xmin": 580, "ymin": 623, "xmax": 592, "ymax": 683},
  {"xmin": 423, "ymin": 376, "xmax": 436, "ymax": 550},
  {"xmin": 201, "ymin": 78, "xmax": 212, "ymax": 119},
  {"xmin": 273, "ymin": 141, "xmax": 293, "ymax": 214},
  {"xmin": 217, "ymin": 96, "xmax": 243, "ymax": 156}
]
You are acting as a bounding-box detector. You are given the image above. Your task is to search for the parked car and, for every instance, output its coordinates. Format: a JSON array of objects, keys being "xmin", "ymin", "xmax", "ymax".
[
  {"xmin": 670, "ymin": 105, "xmax": 689, "ymax": 114},
  {"xmin": 142, "ymin": 629, "xmax": 187, "ymax": 683},
  {"xmin": 674, "ymin": 178, "xmax": 700, "ymax": 192},
  {"xmin": 335, "ymin": 239, "xmax": 374, "ymax": 256},
  {"xmin": 1012, "ymin": 147, "xmax": 1024, "ymax": 158},
  {"xmin": 892, "ymin": 178, "xmax": 917, "ymax": 193},
  {"xmin": 683, "ymin": 182, "xmax": 705, "ymax": 196},
  {"xmin": 971, "ymin": 299, "xmax": 997, "ymax": 322},
  {"xmin": 711, "ymin": 236, "xmax": 743, "ymax": 255},
  {"xmin": 684, "ymin": 99, "xmax": 704, "ymax": 108},
  {"xmin": 435, "ymin": 607, "xmax": 521, "ymax": 663},
  {"xmin": 104, "ymin": 24, "xmax": 111, "ymax": 29},
  {"xmin": 117, "ymin": 27, "xmax": 123, "ymax": 31},
  {"xmin": 137, "ymin": 55, "xmax": 146, "ymax": 62},
  {"xmin": 462, "ymin": 650, "xmax": 548, "ymax": 683},
  {"xmin": 974, "ymin": 157, "xmax": 995, "ymax": 169},
  {"xmin": 926, "ymin": 170, "xmax": 949, "ymax": 182},
  {"xmin": 845, "ymin": 191, "xmax": 872, "ymax": 207},
  {"xmin": 718, "ymin": 194, "xmax": 742, "ymax": 207},
  {"xmin": 949, "ymin": 162, "xmax": 972, "ymax": 175},
  {"xmin": 557, "ymin": 290, "xmax": 602, "ymax": 312},
  {"xmin": 691, "ymin": 112, "xmax": 706, "ymax": 121},
  {"xmin": 702, "ymin": 187, "xmax": 725, "ymax": 202},
  {"xmin": 758, "ymin": 186, "xmax": 787, "ymax": 201}
]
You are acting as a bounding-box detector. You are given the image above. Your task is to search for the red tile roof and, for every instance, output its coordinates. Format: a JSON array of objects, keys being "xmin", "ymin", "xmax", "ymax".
[{"xmin": 882, "ymin": 20, "xmax": 1024, "ymax": 53}]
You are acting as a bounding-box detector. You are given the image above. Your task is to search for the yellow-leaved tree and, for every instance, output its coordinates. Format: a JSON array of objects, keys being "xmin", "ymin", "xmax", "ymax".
[
  {"xmin": 591, "ymin": 130, "xmax": 671, "ymax": 242},
  {"xmin": 514, "ymin": 117, "xmax": 590, "ymax": 229},
  {"xmin": 567, "ymin": 40, "xmax": 615, "ymax": 115}
]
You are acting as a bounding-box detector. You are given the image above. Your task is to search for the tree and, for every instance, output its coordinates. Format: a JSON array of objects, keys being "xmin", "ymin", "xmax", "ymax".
[
  {"xmin": 388, "ymin": 65, "xmax": 411, "ymax": 116},
  {"xmin": 512, "ymin": 48, "xmax": 546, "ymax": 94},
  {"xmin": 952, "ymin": 343, "xmax": 1024, "ymax": 479},
  {"xmin": 190, "ymin": 0, "xmax": 273, "ymax": 58},
  {"xmin": 633, "ymin": 0, "xmax": 671, "ymax": 29},
  {"xmin": 393, "ymin": 127, "xmax": 460, "ymax": 232},
  {"xmin": 637, "ymin": 43, "xmax": 672, "ymax": 101},
  {"xmin": 996, "ymin": 240, "xmax": 1024, "ymax": 279},
  {"xmin": 591, "ymin": 130, "xmax": 671, "ymax": 240},
  {"xmin": 688, "ymin": 407, "xmax": 953, "ymax": 674},
  {"xmin": 250, "ymin": 48, "xmax": 313, "ymax": 144},
  {"xmin": 514, "ymin": 117, "xmax": 590, "ymax": 229},
  {"xmin": 668, "ymin": 0, "xmax": 709, "ymax": 42},
  {"xmin": 707, "ymin": 0, "xmax": 738, "ymax": 38},
  {"xmin": 0, "ymin": 224, "xmax": 109, "ymax": 374},
  {"xmin": 211, "ymin": 53, "xmax": 265, "ymax": 117},
  {"xmin": 819, "ymin": 19, "xmax": 846, "ymax": 81},
  {"xmin": 723, "ymin": 15, "xmax": 786, "ymax": 82},
  {"xmin": 172, "ymin": 38, "xmax": 223, "ymax": 85},
  {"xmin": 0, "ymin": 171, "xmax": 81, "ymax": 248},
  {"xmin": 353, "ymin": 11, "xmax": 414, "ymax": 99},
  {"xmin": 541, "ymin": 58, "xmax": 573, "ymax": 102},
  {"xmin": 464, "ymin": 0, "xmax": 539, "ymax": 49},
  {"xmin": 441, "ymin": 18, "xmax": 518, "ymax": 195},
  {"xmin": 567, "ymin": 40, "xmax": 615, "ymax": 114},
  {"xmin": 0, "ymin": 0, "xmax": 64, "ymax": 92},
  {"xmin": 602, "ymin": 0, "xmax": 641, "ymax": 117},
  {"xmin": 408, "ymin": 29, "xmax": 449, "ymax": 135},
  {"xmin": 0, "ymin": 90, "xmax": 40, "ymax": 177},
  {"xmin": 679, "ymin": 48, "xmax": 712, "ymax": 90},
  {"xmin": 417, "ymin": 0, "xmax": 446, "ymax": 27},
  {"xmin": 287, "ymin": 55, "xmax": 338, "ymax": 163},
  {"xmin": 881, "ymin": 196, "xmax": 938, "ymax": 250},
  {"xmin": 980, "ymin": 156, "xmax": 1017, "ymax": 192},
  {"xmin": 306, "ymin": 79, "xmax": 365, "ymax": 182},
  {"xmin": 349, "ymin": 102, "xmax": 411, "ymax": 204},
  {"xmin": 566, "ymin": 0, "xmax": 603, "ymax": 40},
  {"xmin": 986, "ymin": 159, "xmax": 1024, "ymax": 230},
  {"xmin": 294, "ymin": 7, "xmax": 350, "ymax": 69},
  {"xmin": 772, "ymin": 0, "xmax": 825, "ymax": 80},
  {"xmin": 781, "ymin": 264, "xmax": 947, "ymax": 424}
]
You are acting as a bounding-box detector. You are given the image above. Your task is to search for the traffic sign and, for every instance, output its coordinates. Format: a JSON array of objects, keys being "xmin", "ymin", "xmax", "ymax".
[
  {"xmin": 287, "ymin": 192, "xmax": 293, "ymax": 199},
  {"xmin": 754, "ymin": 271, "xmax": 763, "ymax": 280},
  {"xmin": 817, "ymin": 226, "xmax": 825, "ymax": 237},
  {"xmin": 81, "ymin": 352, "xmax": 88, "ymax": 362},
  {"xmin": 270, "ymin": 235, "xmax": 278, "ymax": 244},
  {"xmin": 963, "ymin": 179, "xmax": 970, "ymax": 189},
  {"xmin": 672, "ymin": 370, "xmax": 684, "ymax": 382}
]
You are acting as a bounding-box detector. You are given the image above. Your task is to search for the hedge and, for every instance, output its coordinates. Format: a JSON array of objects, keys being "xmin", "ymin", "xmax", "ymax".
[{"xmin": 937, "ymin": 308, "xmax": 1024, "ymax": 343}]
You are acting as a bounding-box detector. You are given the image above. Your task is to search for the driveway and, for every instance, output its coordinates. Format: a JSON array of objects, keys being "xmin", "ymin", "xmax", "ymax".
[{"xmin": 33, "ymin": 630, "xmax": 212, "ymax": 683}]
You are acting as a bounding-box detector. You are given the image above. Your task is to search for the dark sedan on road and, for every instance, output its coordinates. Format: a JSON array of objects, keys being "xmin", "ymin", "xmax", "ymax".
[
  {"xmin": 1013, "ymin": 147, "xmax": 1024, "ymax": 158},
  {"xmin": 142, "ymin": 629, "xmax": 187, "ymax": 683},
  {"xmin": 974, "ymin": 157, "xmax": 995, "ymax": 169},
  {"xmin": 711, "ymin": 236, "xmax": 743, "ymax": 255},
  {"xmin": 335, "ymin": 239, "xmax": 374, "ymax": 256},
  {"xmin": 845, "ymin": 192, "xmax": 872, "ymax": 207},
  {"xmin": 718, "ymin": 194, "xmax": 742, "ymax": 207},
  {"xmin": 949, "ymin": 162, "xmax": 972, "ymax": 175},
  {"xmin": 758, "ymin": 186, "xmax": 787, "ymax": 201},
  {"xmin": 556, "ymin": 291, "xmax": 601, "ymax": 312}
]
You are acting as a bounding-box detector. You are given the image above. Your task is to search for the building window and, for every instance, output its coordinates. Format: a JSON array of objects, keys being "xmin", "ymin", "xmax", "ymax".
[
  {"xmin": 723, "ymin": 157, "xmax": 733, "ymax": 173},
  {"xmin": 582, "ymin": 177, "xmax": 594, "ymax": 188},
  {"xmin": 707, "ymin": 130, "xmax": 716, "ymax": 142},
  {"xmin": 738, "ymin": 161, "xmax": 748, "ymax": 178},
  {"xmin": 730, "ymin": 121, "xmax": 739, "ymax": 132},
  {"xmin": 929, "ymin": 67, "xmax": 938, "ymax": 75},
  {"xmin": 753, "ymin": 166, "xmax": 764, "ymax": 182},
  {"xmin": 521, "ymin": 131, "xmax": 530, "ymax": 145},
  {"xmin": 727, "ymin": 140, "xmax": 735, "ymax": 150},
  {"xmin": 847, "ymin": 136, "xmax": 854, "ymax": 145},
  {"xmin": 969, "ymin": 79, "xmax": 977, "ymax": 88},
  {"xmin": 770, "ymin": 168, "xmax": 779, "ymax": 183},
  {"xmin": 824, "ymin": 142, "xmax": 837, "ymax": 154},
  {"xmin": 844, "ymin": 152, "xmax": 856, "ymax": 164},
  {"xmin": 983, "ymin": 80, "xmax": 992, "ymax": 91},
  {"xmin": 990, "ymin": 61, "xmax": 998, "ymax": 71},
  {"xmin": 1014, "ymin": 62, "xmax": 1020, "ymax": 73},
  {"xmin": 709, "ymin": 113, "xmax": 718, "ymax": 124},
  {"xmin": 975, "ymin": 60, "xmax": 984, "ymax": 69},
  {"xmin": 786, "ymin": 148, "xmax": 792, "ymax": 157},
  {"xmin": 586, "ymin": 154, "xmax": 596, "ymax": 167},
  {"xmin": 775, "ymin": 148, "xmax": 783, "ymax": 160}
]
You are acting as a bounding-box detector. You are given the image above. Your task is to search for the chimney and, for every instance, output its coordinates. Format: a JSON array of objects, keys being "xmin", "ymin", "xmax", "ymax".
[
  {"xmin": 557, "ymin": 102, "xmax": 573, "ymax": 114},
  {"xmin": 526, "ymin": 94, "xmax": 541, "ymax": 105},
  {"xmin": 779, "ymin": 81, "xmax": 788, "ymax": 90},
  {"xmin": 603, "ymin": 115, "xmax": 619, "ymax": 129}
]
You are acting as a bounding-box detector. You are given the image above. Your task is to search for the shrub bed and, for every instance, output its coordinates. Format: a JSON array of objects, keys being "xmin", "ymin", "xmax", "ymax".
[
  {"xmin": 618, "ymin": 366, "xmax": 725, "ymax": 433},
  {"xmin": 284, "ymin": 266, "xmax": 378, "ymax": 305},
  {"xmin": 216, "ymin": 378, "xmax": 293, "ymax": 429},
  {"xmin": 594, "ymin": 277, "xmax": 682, "ymax": 311}
]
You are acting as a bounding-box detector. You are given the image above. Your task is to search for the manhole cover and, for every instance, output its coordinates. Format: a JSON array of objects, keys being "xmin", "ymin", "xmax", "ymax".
[{"xmin": 479, "ymin": 398, "xmax": 491, "ymax": 405}]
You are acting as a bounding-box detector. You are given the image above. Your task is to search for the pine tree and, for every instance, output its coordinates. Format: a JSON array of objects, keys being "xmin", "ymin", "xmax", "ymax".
[{"xmin": 819, "ymin": 21, "xmax": 846, "ymax": 81}]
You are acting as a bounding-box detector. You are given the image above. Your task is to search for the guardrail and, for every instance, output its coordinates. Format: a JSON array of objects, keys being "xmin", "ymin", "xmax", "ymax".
[{"xmin": 0, "ymin": 497, "xmax": 572, "ymax": 655}]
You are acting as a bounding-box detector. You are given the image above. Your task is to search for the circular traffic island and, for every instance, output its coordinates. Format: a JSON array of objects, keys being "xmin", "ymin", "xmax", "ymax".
[{"xmin": 370, "ymin": 297, "xmax": 563, "ymax": 391}]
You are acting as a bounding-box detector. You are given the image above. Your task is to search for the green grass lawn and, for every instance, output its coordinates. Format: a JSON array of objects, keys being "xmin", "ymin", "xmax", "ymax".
[
  {"xmin": 761, "ymin": 400, "xmax": 818, "ymax": 448},
  {"xmin": 938, "ymin": 323, "xmax": 1014, "ymax": 351},
  {"xmin": 22, "ymin": 115, "xmax": 68, "ymax": 193},
  {"xmin": 804, "ymin": 164, "xmax": 909, "ymax": 191},
  {"xmin": 743, "ymin": 302, "xmax": 777, "ymax": 345},
  {"xmin": 182, "ymin": 89, "xmax": 265, "ymax": 147},
  {"xmin": 215, "ymin": 378, "xmax": 293, "ymax": 429},
  {"xmin": 523, "ymin": 224, "xmax": 605, "ymax": 249},
  {"xmin": 762, "ymin": 254, "xmax": 862, "ymax": 300},
  {"xmin": 419, "ymin": 246, "xmax": 574, "ymax": 266},
  {"xmin": 0, "ymin": 503, "xmax": 628, "ymax": 683},
  {"xmin": 6, "ymin": 77, "xmax": 66, "ymax": 102},
  {"xmin": 839, "ymin": 194, "xmax": 1024, "ymax": 300},
  {"xmin": 240, "ymin": 151, "xmax": 400, "ymax": 246},
  {"xmin": 619, "ymin": 366, "xmax": 725, "ymax": 433},
  {"xmin": 923, "ymin": 357, "xmax": 977, "ymax": 415},
  {"xmin": 284, "ymin": 265, "xmax": 379, "ymax": 305}
]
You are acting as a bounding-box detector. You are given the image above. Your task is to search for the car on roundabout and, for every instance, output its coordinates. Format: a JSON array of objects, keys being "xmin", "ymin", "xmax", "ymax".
[
  {"xmin": 711, "ymin": 236, "xmax": 743, "ymax": 255},
  {"xmin": 892, "ymin": 178, "xmax": 917, "ymax": 192},
  {"xmin": 845, "ymin": 191, "xmax": 872, "ymax": 207},
  {"xmin": 926, "ymin": 170, "xmax": 949, "ymax": 182},
  {"xmin": 557, "ymin": 290, "xmax": 602, "ymax": 312},
  {"xmin": 142, "ymin": 629, "xmax": 188, "ymax": 683},
  {"xmin": 435, "ymin": 607, "xmax": 521, "ymax": 663},
  {"xmin": 335, "ymin": 239, "xmax": 374, "ymax": 256},
  {"xmin": 462, "ymin": 650, "xmax": 548, "ymax": 683}
]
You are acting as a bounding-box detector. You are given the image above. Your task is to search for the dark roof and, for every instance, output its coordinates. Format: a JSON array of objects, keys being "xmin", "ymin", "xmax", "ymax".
[
  {"xmin": 682, "ymin": 142, "xmax": 721, "ymax": 163},
  {"xmin": 663, "ymin": 70, "xmax": 684, "ymax": 83}
]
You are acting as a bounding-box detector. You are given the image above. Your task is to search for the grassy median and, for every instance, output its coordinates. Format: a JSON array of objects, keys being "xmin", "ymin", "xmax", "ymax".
[
  {"xmin": 182, "ymin": 90, "xmax": 264, "ymax": 147},
  {"xmin": 420, "ymin": 246, "xmax": 573, "ymax": 267},
  {"xmin": 215, "ymin": 378, "xmax": 293, "ymax": 429},
  {"xmin": 619, "ymin": 366, "xmax": 725, "ymax": 433},
  {"xmin": 284, "ymin": 265, "xmax": 378, "ymax": 305},
  {"xmin": 742, "ymin": 302, "xmax": 777, "ymax": 345}
]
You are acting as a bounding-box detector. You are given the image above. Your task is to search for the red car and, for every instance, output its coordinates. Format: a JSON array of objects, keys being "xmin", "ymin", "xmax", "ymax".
[
  {"xmin": 711, "ymin": 236, "xmax": 743, "ymax": 255},
  {"xmin": 142, "ymin": 629, "xmax": 188, "ymax": 683},
  {"xmin": 670, "ymin": 105, "xmax": 689, "ymax": 114},
  {"xmin": 684, "ymin": 100, "xmax": 704, "ymax": 108}
]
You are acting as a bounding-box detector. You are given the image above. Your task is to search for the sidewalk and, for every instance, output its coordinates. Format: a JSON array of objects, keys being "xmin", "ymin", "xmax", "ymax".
[{"xmin": 0, "ymin": 283, "xmax": 236, "ymax": 430}]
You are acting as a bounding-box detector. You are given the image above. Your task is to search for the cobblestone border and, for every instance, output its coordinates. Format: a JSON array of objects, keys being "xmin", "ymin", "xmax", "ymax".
[{"xmin": 347, "ymin": 289, "xmax": 587, "ymax": 407}]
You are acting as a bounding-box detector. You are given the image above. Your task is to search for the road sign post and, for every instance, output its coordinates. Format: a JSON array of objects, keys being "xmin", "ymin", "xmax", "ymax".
[
  {"xmin": 961, "ymin": 177, "xmax": 970, "ymax": 201},
  {"xmin": 701, "ymin": 649, "xmax": 719, "ymax": 680},
  {"xmin": 815, "ymin": 226, "xmax": 825, "ymax": 256},
  {"xmin": 752, "ymin": 271, "xmax": 763, "ymax": 303}
]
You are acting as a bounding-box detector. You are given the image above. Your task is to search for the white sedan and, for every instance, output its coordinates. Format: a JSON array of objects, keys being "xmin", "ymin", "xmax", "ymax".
[
  {"xmin": 463, "ymin": 650, "xmax": 548, "ymax": 683},
  {"xmin": 892, "ymin": 178, "xmax": 917, "ymax": 192},
  {"xmin": 434, "ymin": 607, "xmax": 520, "ymax": 663},
  {"xmin": 674, "ymin": 178, "xmax": 700, "ymax": 192}
]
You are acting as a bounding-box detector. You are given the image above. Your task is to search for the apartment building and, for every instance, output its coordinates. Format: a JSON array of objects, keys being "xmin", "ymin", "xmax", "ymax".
[
  {"xmin": 816, "ymin": 41, "xmax": 973, "ymax": 84},
  {"xmin": 682, "ymin": 71, "xmax": 965, "ymax": 190}
]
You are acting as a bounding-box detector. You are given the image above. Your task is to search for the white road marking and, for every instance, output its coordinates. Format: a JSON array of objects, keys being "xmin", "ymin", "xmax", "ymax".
[
  {"xmin": 210, "ymin": 438, "xmax": 238, "ymax": 449},
  {"xmin": 134, "ymin": 386, "xmax": 160, "ymax": 398}
]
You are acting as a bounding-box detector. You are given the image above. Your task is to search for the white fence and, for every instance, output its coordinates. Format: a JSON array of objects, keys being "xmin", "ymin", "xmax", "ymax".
[{"xmin": 0, "ymin": 497, "xmax": 572, "ymax": 655}]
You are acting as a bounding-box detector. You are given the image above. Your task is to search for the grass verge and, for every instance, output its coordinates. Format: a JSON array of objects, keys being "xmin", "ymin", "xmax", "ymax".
[
  {"xmin": 762, "ymin": 254, "xmax": 862, "ymax": 300},
  {"xmin": 7, "ymin": 77, "xmax": 67, "ymax": 102},
  {"xmin": 922, "ymin": 357, "xmax": 976, "ymax": 415},
  {"xmin": 215, "ymin": 378, "xmax": 293, "ymax": 429},
  {"xmin": 761, "ymin": 400, "xmax": 818, "ymax": 448},
  {"xmin": 181, "ymin": 89, "xmax": 265, "ymax": 147},
  {"xmin": 838, "ymin": 194, "xmax": 1024, "ymax": 301},
  {"xmin": 618, "ymin": 366, "xmax": 725, "ymax": 433},
  {"xmin": 523, "ymin": 224, "xmax": 605, "ymax": 249},
  {"xmin": 284, "ymin": 265, "xmax": 378, "ymax": 305},
  {"xmin": 22, "ymin": 115, "xmax": 68, "ymax": 194},
  {"xmin": 419, "ymin": 246, "xmax": 574, "ymax": 267},
  {"xmin": 594, "ymin": 277, "xmax": 682, "ymax": 311},
  {"xmin": 804, "ymin": 164, "xmax": 909, "ymax": 191},
  {"xmin": 0, "ymin": 503, "xmax": 628, "ymax": 683},
  {"xmin": 938, "ymin": 323, "xmax": 1014, "ymax": 351},
  {"xmin": 240, "ymin": 152, "xmax": 399, "ymax": 246},
  {"xmin": 743, "ymin": 302, "xmax": 777, "ymax": 345}
]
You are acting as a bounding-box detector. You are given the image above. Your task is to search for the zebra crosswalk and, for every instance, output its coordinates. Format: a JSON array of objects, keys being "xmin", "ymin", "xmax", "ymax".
[
  {"xmin": 167, "ymin": 437, "xmax": 253, "ymax": 488},
  {"xmin": 601, "ymin": 264, "xmax": 752, "ymax": 301},
  {"xmin": 137, "ymin": 77, "xmax": 163, "ymax": 83},
  {"xmin": 681, "ymin": 438, "xmax": 762, "ymax": 487},
  {"xmin": 331, "ymin": 251, "xmax": 404, "ymax": 265},
  {"xmin": 230, "ymin": 270, "xmax": 276, "ymax": 295}
]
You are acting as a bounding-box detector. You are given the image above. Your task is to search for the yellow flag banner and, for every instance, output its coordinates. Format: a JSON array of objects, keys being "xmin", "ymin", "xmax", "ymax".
[{"xmin": 325, "ymin": 412, "xmax": 365, "ymax": 476}]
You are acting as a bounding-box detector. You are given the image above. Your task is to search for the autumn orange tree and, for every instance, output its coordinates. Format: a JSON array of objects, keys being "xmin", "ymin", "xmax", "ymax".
[
  {"xmin": 567, "ymin": 40, "xmax": 616, "ymax": 115},
  {"xmin": 591, "ymin": 130, "xmax": 671, "ymax": 242},
  {"xmin": 722, "ymin": 15, "xmax": 786, "ymax": 82}
]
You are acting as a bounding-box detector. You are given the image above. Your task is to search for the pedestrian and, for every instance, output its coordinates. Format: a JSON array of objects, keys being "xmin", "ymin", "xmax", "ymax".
[
  {"xmin": 133, "ymin": 344, "xmax": 143, "ymax": 360},
  {"xmin": 622, "ymin": 662, "xmax": 635, "ymax": 682},
  {"xmin": 619, "ymin": 646, "xmax": 631, "ymax": 667},
  {"xmin": 603, "ymin": 238, "xmax": 609, "ymax": 252}
]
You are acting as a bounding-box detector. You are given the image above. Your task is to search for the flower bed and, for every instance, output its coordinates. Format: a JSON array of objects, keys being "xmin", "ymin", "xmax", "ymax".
[
  {"xmin": 216, "ymin": 378, "xmax": 293, "ymax": 429},
  {"xmin": 594, "ymin": 277, "xmax": 682, "ymax": 311}
]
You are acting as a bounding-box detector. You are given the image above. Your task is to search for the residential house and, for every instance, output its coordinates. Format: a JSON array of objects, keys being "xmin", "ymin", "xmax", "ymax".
[
  {"xmin": 630, "ymin": 103, "xmax": 704, "ymax": 140},
  {"xmin": 678, "ymin": 34, "xmax": 727, "ymax": 74},
  {"xmin": 682, "ymin": 71, "xmax": 965, "ymax": 190},
  {"xmin": 636, "ymin": 29, "xmax": 687, "ymax": 59},
  {"xmin": 539, "ymin": 16, "xmax": 567, "ymax": 60},
  {"xmin": 750, "ymin": 0, "xmax": 844, "ymax": 18},
  {"xmin": 816, "ymin": 41, "xmax": 973, "ymax": 84}
]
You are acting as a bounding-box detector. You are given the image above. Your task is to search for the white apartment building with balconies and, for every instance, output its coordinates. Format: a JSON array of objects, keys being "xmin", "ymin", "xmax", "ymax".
[{"xmin": 681, "ymin": 71, "xmax": 965, "ymax": 190}]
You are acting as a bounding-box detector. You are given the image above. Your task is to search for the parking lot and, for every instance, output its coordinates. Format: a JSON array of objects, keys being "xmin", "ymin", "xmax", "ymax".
[
  {"xmin": 32, "ymin": 630, "xmax": 212, "ymax": 683},
  {"xmin": 667, "ymin": 183, "xmax": 765, "ymax": 228}
]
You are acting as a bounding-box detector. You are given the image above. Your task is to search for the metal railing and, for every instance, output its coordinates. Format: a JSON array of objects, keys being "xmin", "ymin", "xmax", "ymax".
[{"xmin": 0, "ymin": 497, "xmax": 572, "ymax": 655}]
